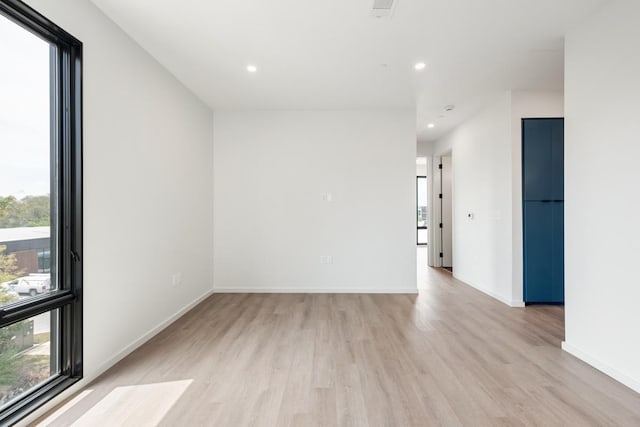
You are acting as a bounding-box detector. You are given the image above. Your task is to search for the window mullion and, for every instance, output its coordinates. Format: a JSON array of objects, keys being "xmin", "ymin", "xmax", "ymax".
[{"xmin": 0, "ymin": 290, "xmax": 74, "ymax": 328}]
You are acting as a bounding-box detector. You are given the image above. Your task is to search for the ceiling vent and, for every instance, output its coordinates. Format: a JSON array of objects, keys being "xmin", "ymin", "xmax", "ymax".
[{"xmin": 371, "ymin": 0, "xmax": 397, "ymax": 18}]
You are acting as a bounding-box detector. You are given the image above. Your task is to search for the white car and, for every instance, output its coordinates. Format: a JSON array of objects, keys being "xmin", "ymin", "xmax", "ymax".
[{"xmin": 6, "ymin": 275, "xmax": 51, "ymax": 297}]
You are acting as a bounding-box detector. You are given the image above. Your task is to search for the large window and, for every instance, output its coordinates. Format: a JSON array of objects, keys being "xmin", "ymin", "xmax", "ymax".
[{"xmin": 0, "ymin": 0, "xmax": 82, "ymax": 423}]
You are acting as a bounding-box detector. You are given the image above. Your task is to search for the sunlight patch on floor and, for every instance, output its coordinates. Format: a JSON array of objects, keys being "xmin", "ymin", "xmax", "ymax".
[{"xmin": 55, "ymin": 380, "xmax": 192, "ymax": 427}]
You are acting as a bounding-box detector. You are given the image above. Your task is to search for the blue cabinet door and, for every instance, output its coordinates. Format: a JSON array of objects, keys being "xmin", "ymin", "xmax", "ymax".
[
  {"xmin": 524, "ymin": 201, "xmax": 553, "ymax": 302},
  {"xmin": 523, "ymin": 120, "xmax": 552, "ymax": 201}
]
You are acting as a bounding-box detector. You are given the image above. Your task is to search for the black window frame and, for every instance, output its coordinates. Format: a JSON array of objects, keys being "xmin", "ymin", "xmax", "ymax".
[
  {"xmin": 416, "ymin": 176, "xmax": 428, "ymax": 246},
  {"xmin": 0, "ymin": 0, "xmax": 82, "ymax": 424}
]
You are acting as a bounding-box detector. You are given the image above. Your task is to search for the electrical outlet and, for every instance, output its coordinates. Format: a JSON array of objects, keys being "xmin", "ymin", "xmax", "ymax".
[
  {"xmin": 320, "ymin": 256, "xmax": 334, "ymax": 265},
  {"xmin": 172, "ymin": 272, "xmax": 182, "ymax": 286}
]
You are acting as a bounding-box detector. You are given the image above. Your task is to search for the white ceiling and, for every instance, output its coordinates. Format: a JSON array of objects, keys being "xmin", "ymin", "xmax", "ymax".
[{"xmin": 90, "ymin": 0, "xmax": 607, "ymax": 141}]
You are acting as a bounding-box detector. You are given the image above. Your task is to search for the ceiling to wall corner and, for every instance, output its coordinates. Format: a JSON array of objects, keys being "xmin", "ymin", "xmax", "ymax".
[{"xmin": 89, "ymin": 0, "xmax": 607, "ymax": 141}]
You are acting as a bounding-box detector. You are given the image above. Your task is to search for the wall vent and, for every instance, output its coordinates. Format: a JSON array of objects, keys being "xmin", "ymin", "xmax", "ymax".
[{"xmin": 372, "ymin": 0, "xmax": 397, "ymax": 18}]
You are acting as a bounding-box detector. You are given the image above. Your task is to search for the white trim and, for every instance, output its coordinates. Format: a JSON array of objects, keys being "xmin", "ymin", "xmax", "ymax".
[
  {"xmin": 18, "ymin": 287, "xmax": 215, "ymax": 427},
  {"xmin": 213, "ymin": 287, "xmax": 419, "ymax": 294},
  {"xmin": 561, "ymin": 341, "xmax": 640, "ymax": 394},
  {"xmin": 453, "ymin": 273, "xmax": 523, "ymax": 308}
]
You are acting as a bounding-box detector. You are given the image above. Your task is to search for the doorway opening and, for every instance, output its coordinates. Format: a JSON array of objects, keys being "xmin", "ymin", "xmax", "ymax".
[
  {"xmin": 417, "ymin": 176, "xmax": 428, "ymax": 246},
  {"xmin": 416, "ymin": 157, "xmax": 429, "ymax": 286}
]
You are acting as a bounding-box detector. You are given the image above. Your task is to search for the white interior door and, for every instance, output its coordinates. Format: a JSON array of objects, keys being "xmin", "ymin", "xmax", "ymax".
[{"xmin": 441, "ymin": 155, "xmax": 453, "ymax": 268}]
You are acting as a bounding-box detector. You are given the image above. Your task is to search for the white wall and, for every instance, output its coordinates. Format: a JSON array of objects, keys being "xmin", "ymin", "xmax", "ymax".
[
  {"xmin": 563, "ymin": 0, "xmax": 640, "ymax": 393},
  {"xmin": 510, "ymin": 92, "xmax": 564, "ymax": 302},
  {"xmin": 416, "ymin": 160, "xmax": 427, "ymax": 176},
  {"xmin": 434, "ymin": 93, "xmax": 515, "ymax": 304},
  {"xmin": 417, "ymin": 140, "xmax": 433, "ymax": 158},
  {"xmin": 213, "ymin": 110, "xmax": 416, "ymax": 293},
  {"xmin": 22, "ymin": 0, "xmax": 214, "ymax": 420}
]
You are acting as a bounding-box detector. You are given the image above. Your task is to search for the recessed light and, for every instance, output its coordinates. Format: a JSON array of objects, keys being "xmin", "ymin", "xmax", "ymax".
[
  {"xmin": 246, "ymin": 65, "xmax": 257, "ymax": 73},
  {"xmin": 414, "ymin": 62, "xmax": 427, "ymax": 71},
  {"xmin": 427, "ymin": 123, "xmax": 435, "ymax": 128}
]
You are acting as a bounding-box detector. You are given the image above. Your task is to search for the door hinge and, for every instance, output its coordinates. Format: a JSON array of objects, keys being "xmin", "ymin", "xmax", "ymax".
[
  {"xmin": 439, "ymin": 252, "xmax": 443, "ymax": 258},
  {"xmin": 439, "ymin": 223, "xmax": 443, "ymax": 228},
  {"xmin": 438, "ymin": 164, "xmax": 442, "ymax": 169},
  {"xmin": 439, "ymin": 193, "xmax": 443, "ymax": 199}
]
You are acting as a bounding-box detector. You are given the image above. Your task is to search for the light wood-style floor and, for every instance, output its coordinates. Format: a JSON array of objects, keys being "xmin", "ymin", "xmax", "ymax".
[{"xmin": 37, "ymin": 268, "xmax": 640, "ymax": 426}]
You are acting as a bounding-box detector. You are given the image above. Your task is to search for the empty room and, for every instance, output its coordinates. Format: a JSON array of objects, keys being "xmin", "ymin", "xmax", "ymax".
[{"xmin": 0, "ymin": 0, "xmax": 639, "ymax": 425}]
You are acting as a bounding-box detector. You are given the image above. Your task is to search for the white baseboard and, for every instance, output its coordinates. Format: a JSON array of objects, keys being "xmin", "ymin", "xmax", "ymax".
[
  {"xmin": 18, "ymin": 287, "xmax": 215, "ymax": 426},
  {"xmin": 213, "ymin": 287, "xmax": 419, "ymax": 294},
  {"xmin": 562, "ymin": 341, "xmax": 640, "ymax": 394},
  {"xmin": 453, "ymin": 273, "xmax": 523, "ymax": 308}
]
